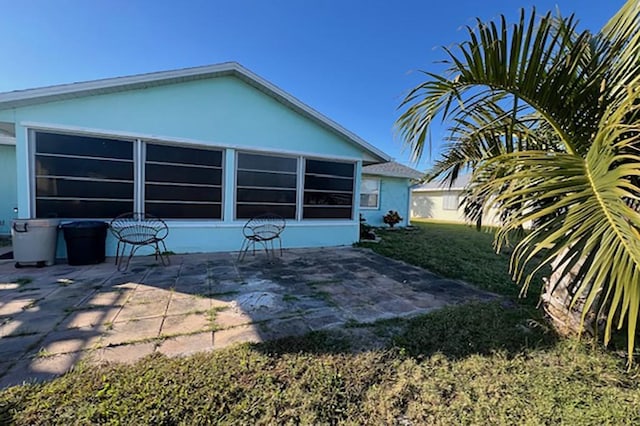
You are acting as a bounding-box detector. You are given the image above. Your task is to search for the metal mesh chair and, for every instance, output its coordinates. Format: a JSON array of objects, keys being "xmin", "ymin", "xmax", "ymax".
[
  {"xmin": 109, "ymin": 212, "xmax": 170, "ymax": 271},
  {"xmin": 238, "ymin": 214, "xmax": 286, "ymax": 261}
]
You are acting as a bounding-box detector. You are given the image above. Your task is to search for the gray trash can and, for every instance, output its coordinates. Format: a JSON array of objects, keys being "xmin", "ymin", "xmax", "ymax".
[{"xmin": 12, "ymin": 219, "xmax": 60, "ymax": 268}]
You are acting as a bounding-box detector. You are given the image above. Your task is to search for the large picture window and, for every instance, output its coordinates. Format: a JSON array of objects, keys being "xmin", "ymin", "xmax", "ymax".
[
  {"xmin": 303, "ymin": 159, "xmax": 354, "ymax": 219},
  {"xmin": 35, "ymin": 132, "xmax": 134, "ymax": 218},
  {"xmin": 144, "ymin": 144, "xmax": 223, "ymax": 219},
  {"xmin": 235, "ymin": 152, "xmax": 298, "ymax": 219}
]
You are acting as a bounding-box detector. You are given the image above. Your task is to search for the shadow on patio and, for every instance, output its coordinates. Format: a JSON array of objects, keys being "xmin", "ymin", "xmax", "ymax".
[{"xmin": 0, "ymin": 247, "xmax": 501, "ymax": 388}]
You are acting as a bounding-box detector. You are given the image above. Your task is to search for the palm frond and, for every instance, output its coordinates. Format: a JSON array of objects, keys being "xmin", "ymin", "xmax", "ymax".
[{"xmin": 397, "ymin": 0, "xmax": 640, "ymax": 363}]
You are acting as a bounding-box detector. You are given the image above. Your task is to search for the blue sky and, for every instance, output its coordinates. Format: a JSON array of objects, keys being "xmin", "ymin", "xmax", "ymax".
[{"xmin": 0, "ymin": 0, "xmax": 624, "ymax": 170}]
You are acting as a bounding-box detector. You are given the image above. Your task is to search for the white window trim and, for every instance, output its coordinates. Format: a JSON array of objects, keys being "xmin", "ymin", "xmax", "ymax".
[
  {"xmin": 29, "ymin": 130, "xmax": 226, "ymax": 220},
  {"xmin": 26, "ymin": 125, "xmax": 361, "ymax": 223},
  {"xmin": 234, "ymin": 150, "xmax": 299, "ymax": 221},
  {"xmin": 360, "ymin": 177, "xmax": 380, "ymax": 210}
]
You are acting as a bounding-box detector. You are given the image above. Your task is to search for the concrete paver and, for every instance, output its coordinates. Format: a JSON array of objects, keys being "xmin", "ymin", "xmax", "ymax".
[
  {"xmin": 0, "ymin": 247, "xmax": 498, "ymax": 388},
  {"xmin": 213, "ymin": 324, "xmax": 262, "ymax": 349},
  {"xmin": 91, "ymin": 342, "xmax": 156, "ymax": 364},
  {"xmin": 157, "ymin": 332, "xmax": 213, "ymax": 357},
  {"xmin": 160, "ymin": 313, "xmax": 212, "ymax": 337}
]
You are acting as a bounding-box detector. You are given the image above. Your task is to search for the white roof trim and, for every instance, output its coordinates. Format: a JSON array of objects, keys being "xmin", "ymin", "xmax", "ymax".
[
  {"xmin": 412, "ymin": 185, "xmax": 465, "ymax": 192},
  {"xmin": 0, "ymin": 135, "xmax": 15, "ymax": 146},
  {"xmin": 0, "ymin": 62, "xmax": 390, "ymax": 163}
]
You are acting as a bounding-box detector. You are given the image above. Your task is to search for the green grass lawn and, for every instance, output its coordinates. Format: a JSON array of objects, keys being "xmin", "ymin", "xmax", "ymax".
[
  {"xmin": 2, "ymin": 221, "xmax": 639, "ymax": 424},
  {"xmin": 365, "ymin": 219, "xmax": 544, "ymax": 301}
]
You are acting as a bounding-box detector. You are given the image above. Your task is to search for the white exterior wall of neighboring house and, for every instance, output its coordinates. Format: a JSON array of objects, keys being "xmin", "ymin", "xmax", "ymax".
[
  {"xmin": 411, "ymin": 189, "xmax": 467, "ymax": 223},
  {"xmin": 411, "ymin": 175, "xmax": 501, "ymax": 226}
]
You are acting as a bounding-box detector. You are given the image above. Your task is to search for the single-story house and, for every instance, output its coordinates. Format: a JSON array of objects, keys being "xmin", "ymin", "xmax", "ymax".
[
  {"xmin": 411, "ymin": 174, "xmax": 500, "ymax": 226},
  {"xmin": 0, "ymin": 62, "xmax": 417, "ymax": 257},
  {"xmin": 360, "ymin": 161, "xmax": 422, "ymax": 227}
]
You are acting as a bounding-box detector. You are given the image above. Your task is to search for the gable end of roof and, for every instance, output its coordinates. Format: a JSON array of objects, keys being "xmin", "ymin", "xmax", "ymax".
[{"xmin": 0, "ymin": 62, "xmax": 391, "ymax": 162}]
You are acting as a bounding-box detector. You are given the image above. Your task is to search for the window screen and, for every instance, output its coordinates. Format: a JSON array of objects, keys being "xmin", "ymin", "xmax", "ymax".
[
  {"xmin": 360, "ymin": 178, "xmax": 380, "ymax": 208},
  {"xmin": 443, "ymin": 192, "xmax": 459, "ymax": 211},
  {"xmin": 303, "ymin": 159, "xmax": 354, "ymax": 219},
  {"xmin": 236, "ymin": 152, "xmax": 298, "ymax": 219},
  {"xmin": 144, "ymin": 144, "xmax": 223, "ymax": 219},
  {"xmin": 34, "ymin": 132, "xmax": 134, "ymax": 218}
]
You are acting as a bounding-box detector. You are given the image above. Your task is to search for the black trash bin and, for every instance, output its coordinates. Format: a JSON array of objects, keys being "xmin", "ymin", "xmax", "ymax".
[{"xmin": 61, "ymin": 221, "xmax": 108, "ymax": 265}]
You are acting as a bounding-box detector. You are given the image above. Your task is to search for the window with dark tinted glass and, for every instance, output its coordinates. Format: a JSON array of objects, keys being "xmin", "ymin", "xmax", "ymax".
[
  {"xmin": 35, "ymin": 132, "xmax": 134, "ymax": 218},
  {"xmin": 236, "ymin": 152, "xmax": 297, "ymax": 219},
  {"xmin": 303, "ymin": 159, "xmax": 354, "ymax": 219},
  {"xmin": 144, "ymin": 144, "xmax": 223, "ymax": 219}
]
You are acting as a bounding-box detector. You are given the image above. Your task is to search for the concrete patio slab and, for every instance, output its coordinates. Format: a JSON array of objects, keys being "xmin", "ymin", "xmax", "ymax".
[
  {"xmin": 213, "ymin": 324, "xmax": 262, "ymax": 349},
  {"xmin": 0, "ymin": 247, "xmax": 499, "ymax": 389},
  {"xmin": 160, "ymin": 313, "xmax": 212, "ymax": 337},
  {"xmin": 157, "ymin": 332, "xmax": 213, "ymax": 357},
  {"xmin": 91, "ymin": 342, "xmax": 156, "ymax": 364}
]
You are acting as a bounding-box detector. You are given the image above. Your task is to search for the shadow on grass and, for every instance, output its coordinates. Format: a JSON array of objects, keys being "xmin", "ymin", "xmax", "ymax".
[
  {"xmin": 255, "ymin": 301, "xmax": 560, "ymax": 362},
  {"xmin": 391, "ymin": 301, "xmax": 558, "ymax": 360}
]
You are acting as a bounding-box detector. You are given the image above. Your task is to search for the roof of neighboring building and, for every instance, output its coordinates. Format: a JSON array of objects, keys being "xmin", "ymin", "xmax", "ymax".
[
  {"xmin": 412, "ymin": 173, "xmax": 471, "ymax": 191},
  {"xmin": 0, "ymin": 62, "xmax": 390, "ymax": 163},
  {"xmin": 362, "ymin": 161, "xmax": 423, "ymax": 179}
]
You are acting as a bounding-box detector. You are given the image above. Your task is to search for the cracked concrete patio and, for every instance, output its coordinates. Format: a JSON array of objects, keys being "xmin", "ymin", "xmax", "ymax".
[{"xmin": 0, "ymin": 247, "xmax": 497, "ymax": 389}]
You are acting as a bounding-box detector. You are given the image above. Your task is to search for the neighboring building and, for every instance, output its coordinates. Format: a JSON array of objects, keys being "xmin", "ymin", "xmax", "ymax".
[
  {"xmin": 0, "ymin": 62, "xmax": 396, "ymax": 256},
  {"xmin": 360, "ymin": 161, "xmax": 422, "ymax": 227},
  {"xmin": 411, "ymin": 174, "xmax": 500, "ymax": 225}
]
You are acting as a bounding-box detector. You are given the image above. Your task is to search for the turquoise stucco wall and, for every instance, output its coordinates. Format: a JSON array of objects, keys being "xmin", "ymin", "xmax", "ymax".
[
  {"xmin": 0, "ymin": 75, "xmax": 366, "ymax": 255},
  {"xmin": 0, "ymin": 144, "xmax": 17, "ymax": 235},
  {"xmin": 360, "ymin": 175, "xmax": 411, "ymax": 227}
]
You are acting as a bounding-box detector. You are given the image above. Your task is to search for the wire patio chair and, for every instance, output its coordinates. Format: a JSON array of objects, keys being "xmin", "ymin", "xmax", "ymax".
[{"xmin": 109, "ymin": 212, "xmax": 170, "ymax": 271}]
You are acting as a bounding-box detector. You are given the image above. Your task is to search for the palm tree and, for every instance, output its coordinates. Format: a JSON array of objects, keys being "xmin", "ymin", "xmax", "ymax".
[{"xmin": 397, "ymin": 1, "xmax": 640, "ymax": 363}]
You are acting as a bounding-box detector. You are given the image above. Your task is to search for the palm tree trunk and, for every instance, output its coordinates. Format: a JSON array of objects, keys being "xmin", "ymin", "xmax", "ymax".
[{"xmin": 541, "ymin": 254, "xmax": 598, "ymax": 337}]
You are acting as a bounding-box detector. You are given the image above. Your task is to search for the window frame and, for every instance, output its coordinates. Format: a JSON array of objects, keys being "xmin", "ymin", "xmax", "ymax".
[
  {"xmin": 142, "ymin": 141, "xmax": 225, "ymax": 221},
  {"xmin": 29, "ymin": 130, "xmax": 226, "ymax": 221},
  {"xmin": 301, "ymin": 157, "xmax": 356, "ymax": 221},
  {"xmin": 359, "ymin": 177, "xmax": 380, "ymax": 210},
  {"xmin": 27, "ymin": 126, "xmax": 362, "ymax": 224},
  {"xmin": 31, "ymin": 130, "xmax": 137, "ymax": 219},
  {"xmin": 234, "ymin": 150, "xmax": 299, "ymax": 220},
  {"xmin": 442, "ymin": 192, "xmax": 459, "ymax": 211}
]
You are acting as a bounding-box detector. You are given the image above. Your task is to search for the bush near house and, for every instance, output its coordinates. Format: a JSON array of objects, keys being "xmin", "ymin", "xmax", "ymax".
[{"xmin": 382, "ymin": 210, "xmax": 402, "ymax": 228}]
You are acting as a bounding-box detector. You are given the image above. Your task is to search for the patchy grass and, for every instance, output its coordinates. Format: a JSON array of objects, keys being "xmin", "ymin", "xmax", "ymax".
[
  {"xmin": 1, "ymin": 324, "xmax": 639, "ymax": 425},
  {"xmin": 361, "ymin": 220, "xmax": 545, "ymax": 301},
  {"xmin": 1, "ymin": 221, "xmax": 639, "ymax": 423}
]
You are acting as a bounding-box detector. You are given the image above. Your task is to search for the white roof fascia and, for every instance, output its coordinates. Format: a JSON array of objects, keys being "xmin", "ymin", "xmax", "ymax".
[
  {"xmin": 412, "ymin": 185, "xmax": 465, "ymax": 192},
  {"xmin": 0, "ymin": 62, "xmax": 391, "ymax": 163},
  {"xmin": 0, "ymin": 135, "xmax": 15, "ymax": 146}
]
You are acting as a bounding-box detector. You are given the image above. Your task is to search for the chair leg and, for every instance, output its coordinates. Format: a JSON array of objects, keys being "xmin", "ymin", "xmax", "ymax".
[
  {"xmin": 121, "ymin": 244, "xmax": 140, "ymax": 272},
  {"xmin": 259, "ymin": 240, "xmax": 270, "ymax": 260},
  {"xmin": 238, "ymin": 238, "xmax": 251, "ymax": 262},
  {"xmin": 115, "ymin": 241, "xmax": 121, "ymax": 265},
  {"xmin": 117, "ymin": 243, "xmax": 133, "ymax": 272},
  {"xmin": 116, "ymin": 242, "xmax": 128, "ymax": 271},
  {"xmin": 159, "ymin": 240, "xmax": 170, "ymax": 266}
]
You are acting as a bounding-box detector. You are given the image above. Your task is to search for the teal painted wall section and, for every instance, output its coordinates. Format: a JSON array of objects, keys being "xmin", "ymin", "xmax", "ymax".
[
  {"xmin": 360, "ymin": 175, "xmax": 411, "ymax": 227},
  {"xmin": 0, "ymin": 145, "xmax": 17, "ymax": 235},
  {"xmin": 53, "ymin": 222, "xmax": 359, "ymax": 259},
  {"xmin": 1, "ymin": 74, "xmax": 369, "ymax": 255},
  {"xmin": 9, "ymin": 77, "xmax": 364, "ymax": 157}
]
